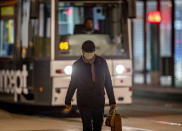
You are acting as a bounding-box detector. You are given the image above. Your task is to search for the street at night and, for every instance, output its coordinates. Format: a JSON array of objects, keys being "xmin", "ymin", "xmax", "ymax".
[
  {"xmin": 1, "ymin": 0, "xmax": 182, "ymax": 131},
  {"xmin": 0, "ymin": 98, "xmax": 182, "ymax": 131}
]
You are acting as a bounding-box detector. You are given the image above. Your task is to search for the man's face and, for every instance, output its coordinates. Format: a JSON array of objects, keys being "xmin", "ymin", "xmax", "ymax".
[
  {"xmin": 82, "ymin": 50, "xmax": 95, "ymax": 60},
  {"xmin": 85, "ymin": 20, "xmax": 93, "ymax": 30}
]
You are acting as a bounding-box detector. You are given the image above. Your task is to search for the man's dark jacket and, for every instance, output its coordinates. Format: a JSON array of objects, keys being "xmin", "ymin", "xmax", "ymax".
[{"xmin": 65, "ymin": 56, "xmax": 116, "ymax": 108}]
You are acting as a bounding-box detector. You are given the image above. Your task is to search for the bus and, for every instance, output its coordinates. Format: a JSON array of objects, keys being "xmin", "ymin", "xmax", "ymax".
[{"xmin": 0, "ymin": 0, "xmax": 135, "ymax": 106}]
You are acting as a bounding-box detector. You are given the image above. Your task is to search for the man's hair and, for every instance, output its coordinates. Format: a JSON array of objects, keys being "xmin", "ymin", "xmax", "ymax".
[{"xmin": 82, "ymin": 40, "xmax": 95, "ymax": 52}]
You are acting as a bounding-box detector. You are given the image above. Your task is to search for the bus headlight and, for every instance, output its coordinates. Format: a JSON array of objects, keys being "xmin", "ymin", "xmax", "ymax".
[
  {"xmin": 115, "ymin": 65, "xmax": 125, "ymax": 74},
  {"xmin": 64, "ymin": 66, "xmax": 72, "ymax": 75}
]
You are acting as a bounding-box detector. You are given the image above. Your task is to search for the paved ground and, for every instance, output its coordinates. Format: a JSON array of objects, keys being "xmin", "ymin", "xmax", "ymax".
[{"xmin": 0, "ymin": 98, "xmax": 182, "ymax": 131}]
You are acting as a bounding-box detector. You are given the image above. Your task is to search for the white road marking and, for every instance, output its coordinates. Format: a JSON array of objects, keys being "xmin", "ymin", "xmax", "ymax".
[
  {"xmin": 153, "ymin": 120, "xmax": 182, "ymax": 126},
  {"xmin": 122, "ymin": 126, "xmax": 154, "ymax": 131}
]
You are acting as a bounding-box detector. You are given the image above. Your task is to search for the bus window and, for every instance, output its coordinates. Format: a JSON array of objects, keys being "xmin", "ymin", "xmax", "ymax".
[
  {"xmin": 55, "ymin": 1, "xmax": 129, "ymax": 59},
  {"xmin": 0, "ymin": 19, "xmax": 14, "ymax": 57},
  {"xmin": 27, "ymin": 2, "xmax": 51, "ymax": 59}
]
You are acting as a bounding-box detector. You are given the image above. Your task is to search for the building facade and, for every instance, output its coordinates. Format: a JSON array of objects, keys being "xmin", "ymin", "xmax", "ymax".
[{"xmin": 133, "ymin": 0, "xmax": 182, "ymax": 88}]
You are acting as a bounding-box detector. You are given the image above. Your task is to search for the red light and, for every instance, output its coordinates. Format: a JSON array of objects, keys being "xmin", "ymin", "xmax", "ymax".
[
  {"xmin": 39, "ymin": 87, "xmax": 43, "ymax": 92},
  {"xmin": 56, "ymin": 69, "xmax": 64, "ymax": 74},
  {"xmin": 56, "ymin": 88, "xmax": 61, "ymax": 94},
  {"xmin": 147, "ymin": 11, "xmax": 161, "ymax": 23},
  {"xmin": 66, "ymin": 8, "xmax": 72, "ymax": 15},
  {"xmin": 120, "ymin": 80, "xmax": 124, "ymax": 83},
  {"xmin": 129, "ymin": 87, "xmax": 132, "ymax": 92}
]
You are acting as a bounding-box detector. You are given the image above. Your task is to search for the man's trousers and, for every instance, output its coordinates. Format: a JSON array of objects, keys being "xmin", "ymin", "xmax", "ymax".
[{"xmin": 79, "ymin": 107, "xmax": 104, "ymax": 131}]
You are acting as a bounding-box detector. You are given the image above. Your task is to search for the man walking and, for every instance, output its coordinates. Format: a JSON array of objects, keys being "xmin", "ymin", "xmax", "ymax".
[{"xmin": 65, "ymin": 40, "xmax": 116, "ymax": 131}]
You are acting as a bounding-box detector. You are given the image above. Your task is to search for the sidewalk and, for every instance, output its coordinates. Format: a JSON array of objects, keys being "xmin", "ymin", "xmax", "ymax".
[{"xmin": 132, "ymin": 84, "xmax": 182, "ymax": 102}]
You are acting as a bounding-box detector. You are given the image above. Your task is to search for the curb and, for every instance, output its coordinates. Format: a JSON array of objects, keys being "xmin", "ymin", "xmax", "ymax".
[{"xmin": 132, "ymin": 85, "xmax": 182, "ymax": 102}]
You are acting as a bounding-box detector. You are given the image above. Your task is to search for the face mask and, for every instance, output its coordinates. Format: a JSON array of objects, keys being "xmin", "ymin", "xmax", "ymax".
[{"xmin": 83, "ymin": 52, "xmax": 95, "ymax": 60}]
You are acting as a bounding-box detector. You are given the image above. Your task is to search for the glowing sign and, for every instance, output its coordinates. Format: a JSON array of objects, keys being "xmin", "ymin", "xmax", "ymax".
[
  {"xmin": 59, "ymin": 42, "xmax": 69, "ymax": 50},
  {"xmin": 147, "ymin": 11, "xmax": 161, "ymax": 23},
  {"xmin": 1, "ymin": 6, "xmax": 14, "ymax": 16},
  {"xmin": 66, "ymin": 8, "xmax": 72, "ymax": 16}
]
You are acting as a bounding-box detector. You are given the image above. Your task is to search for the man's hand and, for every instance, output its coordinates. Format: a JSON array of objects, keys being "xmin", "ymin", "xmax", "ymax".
[
  {"xmin": 110, "ymin": 104, "xmax": 116, "ymax": 110},
  {"xmin": 64, "ymin": 105, "xmax": 72, "ymax": 112}
]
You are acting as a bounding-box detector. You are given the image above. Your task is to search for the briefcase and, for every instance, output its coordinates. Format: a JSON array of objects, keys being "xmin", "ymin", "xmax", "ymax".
[
  {"xmin": 105, "ymin": 109, "xmax": 122, "ymax": 131},
  {"xmin": 111, "ymin": 114, "xmax": 122, "ymax": 131}
]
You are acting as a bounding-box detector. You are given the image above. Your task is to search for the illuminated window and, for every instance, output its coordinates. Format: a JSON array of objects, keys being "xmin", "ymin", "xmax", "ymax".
[{"xmin": 0, "ymin": 20, "xmax": 14, "ymax": 57}]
